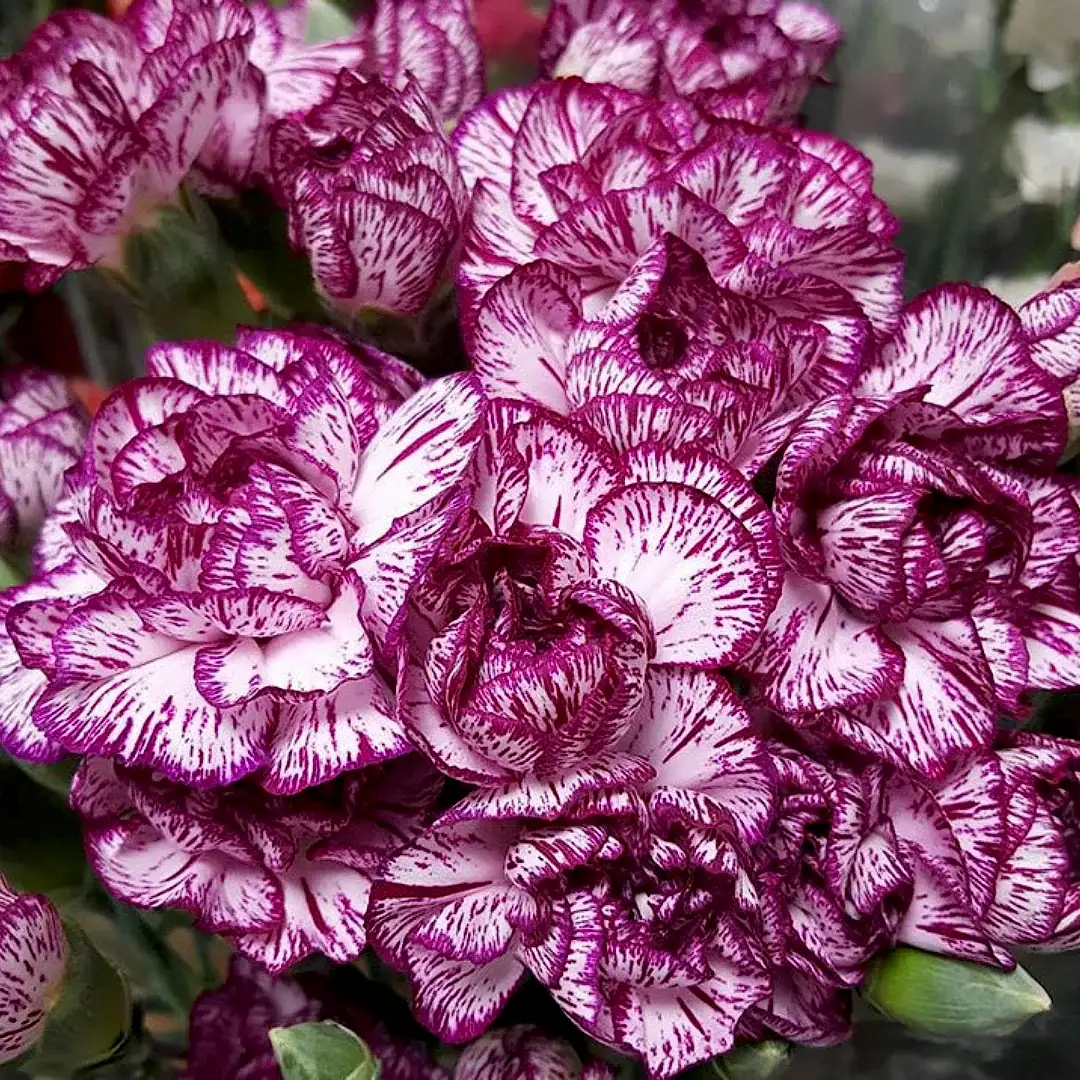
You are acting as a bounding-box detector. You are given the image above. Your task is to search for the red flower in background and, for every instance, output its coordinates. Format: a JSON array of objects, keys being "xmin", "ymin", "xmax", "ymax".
[{"xmin": 475, "ymin": 0, "xmax": 544, "ymax": 64}]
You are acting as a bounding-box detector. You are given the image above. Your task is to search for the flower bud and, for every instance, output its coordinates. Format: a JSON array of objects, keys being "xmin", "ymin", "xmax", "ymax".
[
  {"xmin": 864, "ymin": 947, "xmax": 1051, "ymax": 1038},
  {"xmin": 270, "ymin": 1021, "xmax": 378, "ymax": 1080}
]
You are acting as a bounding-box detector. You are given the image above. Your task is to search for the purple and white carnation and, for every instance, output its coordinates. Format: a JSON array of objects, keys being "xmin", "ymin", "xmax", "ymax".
[
  {"xmin": 198, "ymin": 0, "xmax": 368, "ymax": 191},
  {"xmin": 1020, "ymin": 279, "xmax": 1080, "ymax": 434},
  {"xmin": 0, "ymin": 874, "xmax": 66, "ymax": 1065},
  {"xmin": 272, "ymin": 73, "xmax": 468, "ymax": 319},
  {"xmin": 182, "ymin": 957, "xmax": 319, "ymax": 1080},
  {"xmin": 0, "ymin": 0, "xmax": 253, "ymax": 287},
  {"xmin": 742, "ymin": 284, "xmax": 1080, "ymax": 778},
  {"xmin": 455, "ymin": 77, "xmax": 901, "ymax": 460},
  {"xmin": 0, "ymin": 369, "xmax": 86, "ymax": 553},
  {"xmin": 373, "ymin": 665, "xmax": 786, "ymax": 1077},
  {"xmin": 400, "ymin": 403, "xmax": 781, "ymax": 801},
  {"xmin": 73, "ymin": 755, "xmax": 440, "ymax": 973},
  {"xmin": 0, "ymin": 327, "xmax": 485, "ymax": 790},
  {"xmin": 826, "ymin": 733, "xmax": 1080, "ymax": 968},
  {"xmin": 362, "ymin": 0, "xmax": 484, "ymax": 128},
  {"xmin": 540, "ymin": 0, "xmax": 840, "ymax": 118}
]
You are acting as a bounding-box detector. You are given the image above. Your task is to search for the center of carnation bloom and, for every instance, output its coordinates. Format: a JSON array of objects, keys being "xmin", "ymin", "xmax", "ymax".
[
  {"xmin": 1043, "ymin": 779, "xmax": 1080, "ymax": 866},
  {"xmin": 638, "ymin": 313, "xmax": 691, "ymax": 371},
  {"xmin": 556, "ymin": 822, "xmax": 747, "ymax": 955},
  {"xmin": 312, "ymin": 135, "xmax": 356, "ymax": 169}
]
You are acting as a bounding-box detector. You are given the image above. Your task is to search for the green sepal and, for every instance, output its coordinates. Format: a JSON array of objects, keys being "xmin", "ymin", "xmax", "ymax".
[
  {"xmin": 31, "ymin": 921, "xmax": 131, "ymax": 1072},
  {"xmin": 270, "ymin": 1021, "xmax": 381, "ymax": 1080},
  {"xmin": 864, "ymin": 946, "xmax": 1051, "ymax": 1038},
  {"xmin": 687, "ymin": 1040, "xmax": 792, "ymax": 1080}
]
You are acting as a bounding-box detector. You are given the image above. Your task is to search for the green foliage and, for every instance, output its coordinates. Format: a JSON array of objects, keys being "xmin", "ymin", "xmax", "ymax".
[
  {"xmin": 117, "ymin": 191, "xmax": 261, "ymax": 346},
  {"xmin": 864, "ymin": 946, "xmax": 1052, "ymax": 1038},
  {"xmin": 270, "ymin": 1022, "xmax": 381, "ymax": 1080},
  {"xmin": 31, "ymin": 921, "xmax": 132, "ymax": 1073}
]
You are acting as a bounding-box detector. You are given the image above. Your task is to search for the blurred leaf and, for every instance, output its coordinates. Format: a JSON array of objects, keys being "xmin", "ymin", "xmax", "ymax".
[
  {"xmin": 210, "ymin": 190, "xmax": 324, "ymax": 323},
  {"xmin": 119, "ymin": 191, "xmax": 258, "ymax": 345},
  {"xmin": 690, "ymin": 1041, "xmax": 792, "ymax": 1080},
  {"xmin": 304, "ymin": 0, "xmax": 355, "ymax": 42},
  {"xmin": 270, "ymin": 1022, "xmax": 380, "ymax": 1080},
  {"xmin": 0, "ymin": 555, "xmax": 23, "ymax": 591},
  {"xmin": 864, "ymin": 946, "xmax": 1051, "ymax": 1038},
  {"xmin": 7, "ymin": 757, "xmax": 77, "ymax": 800},
  {"xmin": 32, "ymin": 921, "xmax": 131, "ymax": 1072},
  {"xmin": 0, "ymin": 759, "xmax": 87, "ymax": 903}
]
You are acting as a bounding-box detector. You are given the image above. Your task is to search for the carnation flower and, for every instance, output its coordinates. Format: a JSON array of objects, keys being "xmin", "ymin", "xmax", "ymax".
[
  {"xmin": 0, "ymin": 328, "xmax": 485, "ymax": 789},
  {"xmin": 828, "ymin": 733, "xmax": 1080, "ymax": 967},
  {"xmin": 198, "ymin": 0, "xmax": 368, "ymax": 190},
  {"xmin": 741, "ymin": 284, "xmax": 1080, "ymax": 777},
  {"xmin": 374, "ymin": 666, "xmax": 791, "ymax": 1077},
  {"xmin": 539, "ymin": 0, "xmax": 840, "ymax": 117},
  {"xmin": 0, "ymin": 0, "xmax": 253, "ymax": 288},
  {"xmin": 363, "ymin": 0, "xmax": 484, "ymax": 127},
  {"xmin": 734, "ymin": 742, "xmax": 875, "ymax": 1047},
  {"xmin": 1020, "ymin": 279, "xmax": 1080, "ymax": 432},
  {"xmin": 183, "ymin": 957, "xmax": 318, "ymax": 1080},
  {"xmin": 456, "ymin": 78, "xmax": 901, "ymax": 459},
  {"xmin": 0, "ymin": 368, "xmax": 86, "ymax": 552},
  {"xmin": 455, "ymin": 1026, "xmax": 614, "ymax": 1080},
  {"xmin": 185, "ymin": 957, "xmax": 455, "ymax": 1080},
  {"xmin": 73, "ymin": 755, "xmax": 440, "ymax": 973},
  {"xmin": 0, "ymin": 874, "xmax": 66, "ymax": 1065},
  {"xmin": 400, "ymin": 405, "xmax": 781, "ymax": 799},
  {"xmin": 272, "ymin": 73, "xmax": 468, "ymax": 319}
]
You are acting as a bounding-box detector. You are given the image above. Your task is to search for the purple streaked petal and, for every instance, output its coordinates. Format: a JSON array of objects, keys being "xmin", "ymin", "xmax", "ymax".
[
  {"xmin": 350, "ymin": 373, "xmax": 485, "ymax": 547},
  {"xmin": 626, "ymin": 667, "xmax": 774, "ymax": 843},
  {"xmin": 465, "ymin": 261, "xmax": 581, "ymax": 411},
  {"xmin": 263, "ymin": 674, "xmax": 408, "ymax": 796},
  {"xmin": 584, "ymin": 482, "xmax": 773, "ymax": 666},
  {"xmin": 0, "ymin": 879, "xmax": 67, "ymax": 1065},
  {"xmin": 742, "ymin": 572, "xmax": 903, "ymax": 712}
]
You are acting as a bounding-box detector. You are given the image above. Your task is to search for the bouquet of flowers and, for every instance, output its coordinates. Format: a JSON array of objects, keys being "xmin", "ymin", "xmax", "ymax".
[{"xmin": 1, "ymin": 1, "xmax": 1080, "ymax": 1078}]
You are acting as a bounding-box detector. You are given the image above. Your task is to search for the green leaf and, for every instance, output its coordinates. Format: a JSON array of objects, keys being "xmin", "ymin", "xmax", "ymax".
[
  {"xmin": 863, "ymin": 946, "xmax": 1051, "ymax": 1038},
  {"xmin": 210, "ymin": 191, "xmax": 323, "ymax": 323},
  {"xmin": 270, "ymin": 1021, "xmax": 380, "ymax": 1080},
  {"xmin": 7, "ymin": 757, "xmax": 77, "ymax": 801},
  {"xmin": 31, "ymin": 921, "xmax": 131, "ymax": 1072},
  {"xmin": 690, "ymin": 1041, "xmax": 792, "ymax": 1080},
  {"xmin": 0, "ymin": 555, "xmax": 24, "ymax": 591}
]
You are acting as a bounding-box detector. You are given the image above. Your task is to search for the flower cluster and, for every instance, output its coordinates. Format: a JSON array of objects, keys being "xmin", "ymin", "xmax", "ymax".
[
  {"xmin": 2, "ymin": 0, "xmax": 1080, "ymax": 1077},
  {"xmin": 539, "ymin": 0, "xmax": 841, "ymax": 118},
  {"xmin": 0, "ymin": 0, "xmax": 482, "ymax": 300}
]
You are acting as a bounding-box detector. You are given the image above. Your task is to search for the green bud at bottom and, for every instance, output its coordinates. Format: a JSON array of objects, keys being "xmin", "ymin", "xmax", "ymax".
[
  {"xmin": 270, "ymin": 1020, "xmax": 380, "ymax": 1080},
  {"xmin": 864, "ymin": 946, "xmax": 1051, "ymax": 1038}
]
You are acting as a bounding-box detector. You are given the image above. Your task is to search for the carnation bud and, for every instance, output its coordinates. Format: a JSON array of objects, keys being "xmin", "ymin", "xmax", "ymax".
[
  {"xmin": 864, "ymin": 946, "xmax": 1051, "ymax": 1038},
  {"xmin": 270, "ymin": 1021, "xmax": 379, "ymax": 1080}
]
